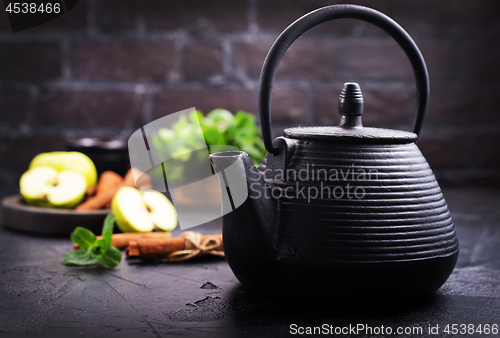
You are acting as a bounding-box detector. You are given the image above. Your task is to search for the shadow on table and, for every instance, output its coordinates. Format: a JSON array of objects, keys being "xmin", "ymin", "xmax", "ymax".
[{"xmin": 224, "ymin": 282, "xmax": 444, "ymax": 329}]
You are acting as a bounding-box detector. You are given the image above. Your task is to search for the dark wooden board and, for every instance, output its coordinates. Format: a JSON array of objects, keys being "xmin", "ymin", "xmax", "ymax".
[{"xmin": 1, "ymin": 195, "xmax": 109, "ymax": 236}]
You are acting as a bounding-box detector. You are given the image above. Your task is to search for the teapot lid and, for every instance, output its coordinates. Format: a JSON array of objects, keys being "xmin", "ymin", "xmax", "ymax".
[{"xmin": 283, "ymin": 83, "xmax": 417, "ymax": 144}]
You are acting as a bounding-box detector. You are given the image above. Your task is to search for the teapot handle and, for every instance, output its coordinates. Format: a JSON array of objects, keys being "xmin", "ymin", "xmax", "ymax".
[{"xmin": 258, "ymin": 4, "xmax": 429, "ymax": 155}]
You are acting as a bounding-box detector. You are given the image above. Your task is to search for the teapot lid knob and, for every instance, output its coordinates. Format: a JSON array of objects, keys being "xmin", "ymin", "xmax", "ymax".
[{"xmin": 339, "ymin": 82, "xmax": 364, "ymax": 129}]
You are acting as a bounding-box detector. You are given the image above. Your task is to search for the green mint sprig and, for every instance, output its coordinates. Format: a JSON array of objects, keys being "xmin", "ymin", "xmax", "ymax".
[{"xmin": 63, "ymin": 214, "xmax": 122, "ymax": 268}]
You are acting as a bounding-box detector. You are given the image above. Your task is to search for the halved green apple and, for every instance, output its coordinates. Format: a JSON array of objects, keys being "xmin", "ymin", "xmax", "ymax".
[
  {"xmin": 20, "ymin": 166, "xmax": 87, "ymax": 208},
  {"xmin": 29, "ymin": 151, "xmax": 97, "ymax": 189},
  {"xmin": 111, "ymin": 186, "xmax": 177, "ymax": 233}
]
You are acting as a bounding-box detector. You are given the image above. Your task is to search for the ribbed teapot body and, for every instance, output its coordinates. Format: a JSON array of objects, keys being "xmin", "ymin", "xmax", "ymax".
[
  {"xmin": 254, "ymin": 139, "xmax": 458, "ymax": 298},
  {"xmin": 263, "ymin": 140, "xmax": 458, "ymax": 265}
]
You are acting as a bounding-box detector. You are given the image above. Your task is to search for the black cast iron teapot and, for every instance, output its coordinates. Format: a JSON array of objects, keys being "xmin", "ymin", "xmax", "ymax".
[{"xmin": 209, "ymin": 4, "xmax": 458, "ymax": 299}]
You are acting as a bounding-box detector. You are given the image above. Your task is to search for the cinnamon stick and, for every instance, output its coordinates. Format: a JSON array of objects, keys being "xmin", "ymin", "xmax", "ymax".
[
  {"xmin": 76, "ymin": 169, "xmax": 137, "ymax": 210},
  {"xmin": 96, "ymin": 171, "xmax": 123, "ymax": 196},
  {"xmin": 126, "ymin": 234, "xmax": 223, "ymax": 261},
  {"xmin": 97, "ymin": 171, "xmax": 124, "ymax": 209},
  {"xmin": 73, "ymin": 231, "xmax": 173, "ymax": 250},
  {"xmin": 86, "ymin": 185, "xmax": 96, "ymax": 197}
]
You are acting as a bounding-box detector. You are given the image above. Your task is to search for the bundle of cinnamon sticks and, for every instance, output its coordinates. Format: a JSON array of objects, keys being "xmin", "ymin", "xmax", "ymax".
[
  {"xmin": 126, "ymin": 232, "xmax": 224, "ymax": 262},
  {"xmin": 74, "ymin": 231, "xmax": 224, "ymax": 262}
]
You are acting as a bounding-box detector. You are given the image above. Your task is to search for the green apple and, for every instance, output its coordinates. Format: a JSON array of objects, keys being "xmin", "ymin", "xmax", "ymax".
[
  {"xmin": 111, "ymin": 186, "xmax": 178, "ymax": 233},
  {"xmin": 29, "ymin": 152, "xmax": 97, "ymax": 189},
  {"xmin": 20, "ymin": 166, "xmax": 87, "ymax": 209}
]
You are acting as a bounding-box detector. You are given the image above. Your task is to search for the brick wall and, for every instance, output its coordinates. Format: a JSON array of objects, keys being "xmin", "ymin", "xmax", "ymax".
[{"xmin": 1, "ymin": 0, "xmax": 499, "ymax": 191}]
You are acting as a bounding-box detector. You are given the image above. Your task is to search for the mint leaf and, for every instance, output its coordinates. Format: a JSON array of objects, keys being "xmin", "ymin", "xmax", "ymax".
[
  {"xmin": 95, "ymin": 239, "xmax": 108, "ymax": 254},
  {"xmin": 70, "ymin": 227, "xmax": 97, "ymax": 251},
  {"xmin": 64, "ymin": 214, "xmax": 121, "ymax": 268},
  {"xmin": 96, "ymin": 246, "xmax": 122, "ymax": 269},
  {"xmin": 86, "ymin": 245, "xmax": 121, "ymax": 269},
  {"xmin": 102, "ymin": 214, "xmax": 115, "ymax": 246},
  {"xmin": 63, "ymin": 249, "xmax": 100, "ymax": 266}
]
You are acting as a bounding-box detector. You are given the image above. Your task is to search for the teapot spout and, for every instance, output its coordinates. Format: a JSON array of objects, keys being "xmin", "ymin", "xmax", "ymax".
[{"xmin": 209, "ymin": 151, "xmax": 277, "ymax": 285}]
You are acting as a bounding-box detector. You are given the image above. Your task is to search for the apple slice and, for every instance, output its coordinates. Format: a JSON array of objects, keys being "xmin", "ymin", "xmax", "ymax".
[
  {"xmin": 112, "ymin": 187, "xmax": 154, "ymax": 232},
  {"xmin": 142, "ymin": 190, "xmax": 178, "ymax": 231},
  {"xmin": 20, "ymin": 166, "xmax": 87, "ymax": 209},
  {"xmin": 112, "ymin": 186, "xmax": 177, "ymax": 233}
]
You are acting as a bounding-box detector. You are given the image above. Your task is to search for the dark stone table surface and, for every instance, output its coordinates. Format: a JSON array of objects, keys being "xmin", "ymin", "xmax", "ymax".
[{"xmin": 0, "ymin": 188, "xmax": 499, "ymax": 338}]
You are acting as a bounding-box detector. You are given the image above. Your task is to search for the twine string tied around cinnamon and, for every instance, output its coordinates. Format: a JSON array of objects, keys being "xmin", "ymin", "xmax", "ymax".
[{"xmin": 163, "ymin": 231, "xmax": 224, "ymax": 262}]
